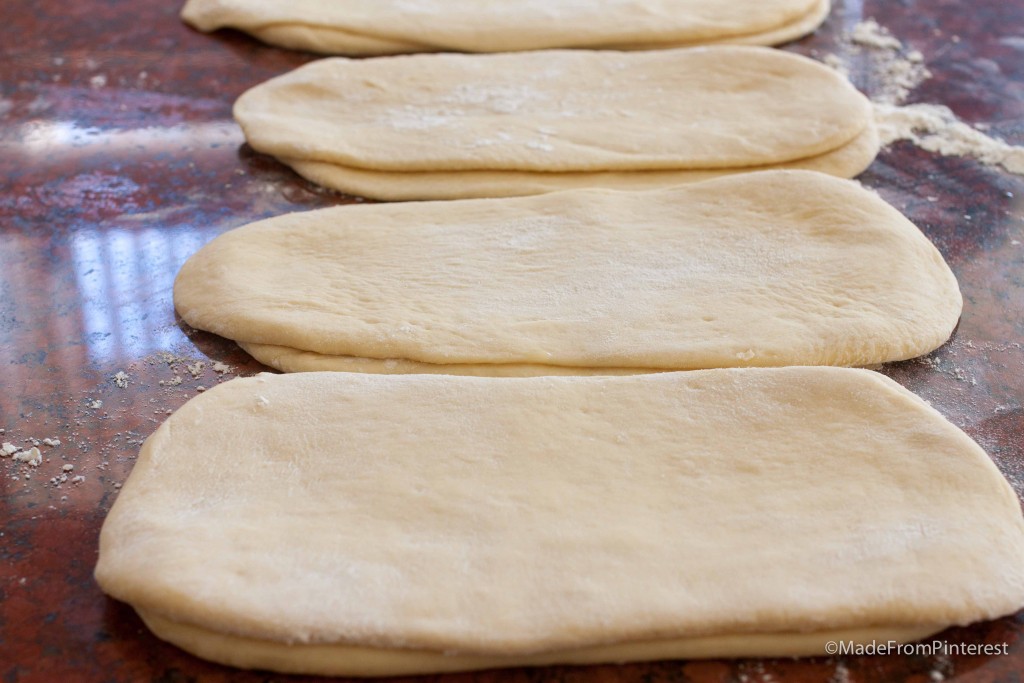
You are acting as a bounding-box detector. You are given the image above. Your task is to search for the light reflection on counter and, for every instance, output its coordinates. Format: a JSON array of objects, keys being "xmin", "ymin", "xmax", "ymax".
[
  {"xmin": 69, "ymin": 227, "xmax": 210, "ymax": 364},
  {"xmin": 6, "ymin": 119, "xmax": 242, "ymax": 159}
]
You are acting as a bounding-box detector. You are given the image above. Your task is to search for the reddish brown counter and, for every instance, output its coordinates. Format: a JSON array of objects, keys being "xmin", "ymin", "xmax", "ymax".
[{"xmin": 2, "ymin": 1, "xmax": 1023, "ymax": 681}]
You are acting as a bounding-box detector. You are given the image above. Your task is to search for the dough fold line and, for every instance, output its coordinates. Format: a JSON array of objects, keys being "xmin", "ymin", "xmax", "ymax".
[
  {"xmin": 182, "ymin": 0, "xmax": 829, "ymax": 55},
  {"xmin": 279, "ymin": 121, "xmax": 879, "ymax": 201},
  {"xmin": 140, "ymin": 609, "xmax": 941, "ymax": 678}
]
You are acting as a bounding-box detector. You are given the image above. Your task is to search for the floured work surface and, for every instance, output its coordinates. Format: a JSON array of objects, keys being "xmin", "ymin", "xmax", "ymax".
[
  {"xmin": 233, "ymin": 46, "xmax": 878, "ymax": 200},
  {"xmin": 94, "ymin": 368, "xmax": 1024, "ymax": 676},
  {"xmin": 173, "ymin": 172, "xmax": 961, "ymax": 375},
  {"xmin": 181, "ymin": 0, "xmax": 830, "ymax": 55}
]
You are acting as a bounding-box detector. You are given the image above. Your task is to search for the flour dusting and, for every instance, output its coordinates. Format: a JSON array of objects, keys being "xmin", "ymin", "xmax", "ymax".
[
  {"xmin": 826, "ymin": 18, "xmax": 930, "ymax": 105},
  {"xmin": 851, "ymin": 19, "xmax": 902, "ymax": 51},
  {"xmin": 823, "ymin": 19, "xmax": 1024, "ymax": 175},
  {"xmin": 875, "ymin": 103, "xmax": 1024, "ymax": 175}
]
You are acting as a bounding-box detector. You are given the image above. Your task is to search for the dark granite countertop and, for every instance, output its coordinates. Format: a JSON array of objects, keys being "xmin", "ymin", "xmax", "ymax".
[{"xmin": 2, "ymin": 0, "xmax": 1023, "ymax": 681}]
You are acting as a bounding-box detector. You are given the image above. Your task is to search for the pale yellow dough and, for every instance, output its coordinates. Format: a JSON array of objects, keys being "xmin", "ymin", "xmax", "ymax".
[
  {"xmin": 173, "ymin": 171, "xmax": 961, "ymax": 374},
  {"xmin": 232, "ymin": 46, "xmax": 876, "ymax": 199},
  {"xmin": 182, "ymin": 0, "xmax": 830, "ymax": 55},
  {"xmin": 141, "ymin": 612, "xmax": 936, "ymax": 677},
  {"xmin": 281, "ymin": 122, "xmax": 879, "ymax": 201},
  {"xmin": 238, "ymin": 341, "xmax": 654, "ymax": 376},
  {"xmin": 95, "ymin": 369, "xmax": 1024, "ymax": 676}
]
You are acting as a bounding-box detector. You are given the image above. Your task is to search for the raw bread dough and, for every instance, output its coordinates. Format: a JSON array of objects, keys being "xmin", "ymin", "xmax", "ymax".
[
  {"xmin": 233, "ymin": 46, "xmax": 876, "ymax": 199},
  {"xmin": 140, "ymin": 613, "xmax": 935, "ymax": 676},
  {"xmin": 173, "ymin": 171, "xmax": 961, "ymax": 374},
  {"xmin": 238, "ymin": 341, "xmax": 654, "ymax": 376},
  {"xmin": 281, "ymin": 122, "xmax": 879, "ymax": 201},
  {"xmin": 182, "ymin": 0, "xmax": 830, "ymax": 55},
  {"xmin": 95, "ymin": 368, "xmax": 1024, "ymax": 676}
]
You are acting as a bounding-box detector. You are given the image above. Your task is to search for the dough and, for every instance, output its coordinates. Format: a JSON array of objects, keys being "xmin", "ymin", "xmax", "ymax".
[
  {"xmin": 233, "ymin": 46, "xmax": 876, "ymax": 199},
  {"xmin": 182, "ymin": 0, "xmax": 830, "ymax": 55},
  {"xmin": 173, "ymin": 171, "xmax": 961, "ymax": 374},
  {"xmin": 236, "ymin": 48, "xmax": 868, "ymax": 173},
  {"xmin": 281, "ymin": 123, "xmax": 879, "ymax": 201},
  {"xmin": 238, "ymin": 341, "xmax": 654, "ymax": 376},
  {"xmin": 95, "ymin": 368, "xmax": 1024, "ymax": 676}
]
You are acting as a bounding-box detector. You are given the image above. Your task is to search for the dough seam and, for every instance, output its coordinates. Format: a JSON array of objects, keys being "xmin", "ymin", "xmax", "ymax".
[
  {"xmin": 279, "ymin": 120, "xmax": 879, "ymax": 201},
  {"xmin": 184, "ymin": 0, "xmax": 829, "ymax": 55},
  {"xmin": 140, "ymin": 609, "xmax": 941, "ymax": 677}
]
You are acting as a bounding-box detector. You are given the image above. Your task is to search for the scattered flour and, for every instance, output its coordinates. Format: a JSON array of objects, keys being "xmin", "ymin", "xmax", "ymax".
[
  {"xmin": 822, "ymin": 53, "xmax": 849, "ymax": 77},
  {"xmin": 153, "ymin": 351, "xmax": 193, "ymax": 366},
  {"xmin": 830, "ymin": 662, "xmax": 851, "ymax": 683},
  {"xmin": 826, "ymin": 18, "xmax": 930, "ymax": 105},
  {"xmin": 874, "ymin": 103, "xmax": 1024, "ymax": 175},
  {"xmin": 148, "ymin": 351, "xmax": 233, "ymax": 388},
  {"xmin": 13, "ymin": 447, "xmax": 42, "ymax": 467},
  {"xmin": 851, "ymin": 19, "xmax": 902, "ymax": 50},
  {"xmin": 823, "ymin": 19, "xmax": 1024, "ymax": 175},
  {"xmin": 931, "ymin": 653, "xmax": 952, "ymax": 681}
]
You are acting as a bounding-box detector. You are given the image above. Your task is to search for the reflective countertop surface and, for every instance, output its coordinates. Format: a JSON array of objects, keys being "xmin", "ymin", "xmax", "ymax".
[{"xmin": 2, "ymin": 1, "xmax": 1023, "ymax": 681}]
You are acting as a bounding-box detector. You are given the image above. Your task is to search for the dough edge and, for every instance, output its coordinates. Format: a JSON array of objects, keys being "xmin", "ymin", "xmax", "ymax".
[
  {"xmin": 184, "ymin": 0, "xmax": 828, "ymax": 55},
  {"xmin": 234, "ymin": 46, "xmax": 871, "ymax": 175},
  {"xmin": 238, "ymin": 342, "xmax": 912, "ymax": 377},
  {"xmin": 278, "ymin": 119, "xmax": 879, "ymax": 201},
  {"xmin": 238, "ymin": 341, "xmax": 656, "ymax": 376},
  {"xmin": 95, "ymin": 370, "xmax": 1024, "ymax": 671},
  {"xmin": 139, "ymin": 609, "xmax": 941, "ymax": 677},
  {"xmin": 174, "ymin": 166, "xmax": 961, "ymax": 372}
]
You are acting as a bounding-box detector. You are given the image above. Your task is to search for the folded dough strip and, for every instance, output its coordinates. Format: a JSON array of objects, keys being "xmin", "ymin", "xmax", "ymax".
[
  {"xmin": 140, "ymin": 611, "xmax": 938, "ymax": 677},
  {"xmin": 96, "ymin": 369, "xmax": 1024, "ymax": 675},
  {"xmin": 174, "ymin": 171, "xmax": 958, "ymax": 373},
  {"xmin": 183, "ymin": 0, "xmax": 829, "ymax": 55},
  {"xmin": 280, "ymin": 120, "xmax": 879, "ymax": 201},
  {"xmin": 239, "ymin": 341, "xmax": 654, "ymax": 376},
  {"xmin": 233, "ymin": 47, "xmax": 873, "ymax": 175},
  {"xmin": 242, "ymin": 0, "xmax": 830, "ymax": 56},
  {"xmin": 607, "ymin": 0, "xmax": 832, "ymax": 50}
]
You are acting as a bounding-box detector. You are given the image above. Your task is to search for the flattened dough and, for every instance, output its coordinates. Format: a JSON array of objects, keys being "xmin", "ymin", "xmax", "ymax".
[
  {"xmin": 281, "ymin": 122, "xmax": 879, "ymax": 201},
  {"xmin": 95, "ymin": 368, "xmax": 1024, "ymax": 676},
  {"xmin": 173, "ymin": 171, "xmax": 961, "ymax": 374},
  {"xmin": 233, "ymin": 47, "xmax": 875, "ymax": 199},
  {"xmin": 237, "ymin": 341, "xmax": 654, "ymax": 376},
  {"xmin": 182, "ymin": 0, "xmax": 830, "ymax": 55}
]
